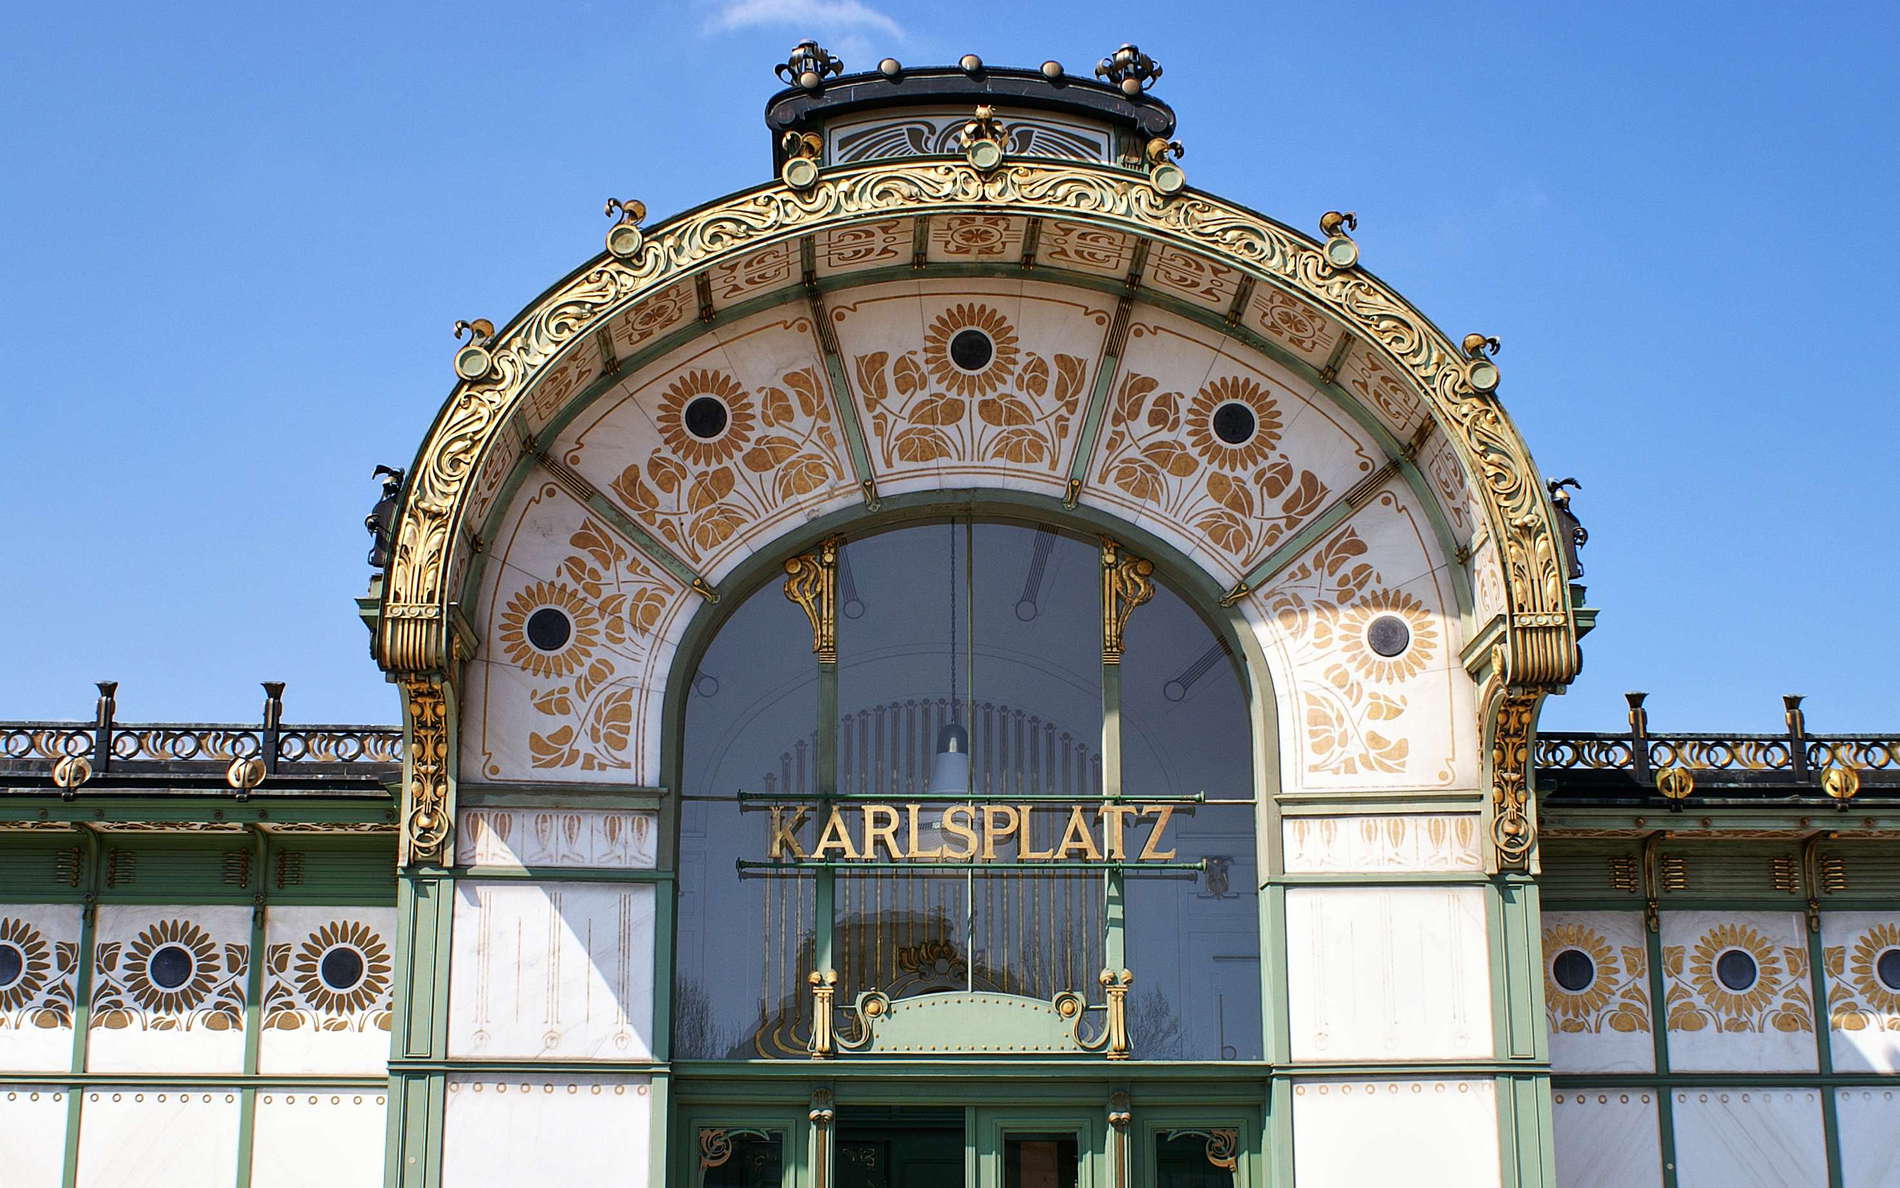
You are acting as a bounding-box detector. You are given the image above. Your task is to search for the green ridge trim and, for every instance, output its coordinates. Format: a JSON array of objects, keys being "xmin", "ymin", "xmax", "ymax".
[
  {"xmin": 454, "ymin": 864, "xmax": 674, "ymax": 883},
  {"xmin": 5, "ymin": 1072, "xmax": 387, "ymax": 1087}
]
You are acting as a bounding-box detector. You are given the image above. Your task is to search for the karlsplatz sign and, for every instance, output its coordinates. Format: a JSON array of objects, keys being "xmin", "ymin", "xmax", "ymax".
[{"xmin": 763, "ymin": 802, "xmax": 1179, "ymax": 863}]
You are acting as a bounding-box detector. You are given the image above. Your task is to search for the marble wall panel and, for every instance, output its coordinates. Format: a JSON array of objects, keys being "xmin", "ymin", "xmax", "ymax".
[
  {"xmin": 1835, "ymin": 1087, "xmax": 1900, "ymax": 1187},
  {"xmin": 1542, "ymin": 910, "xmax": 1655, "ymax": 1073},
  {"xmin": 456, "ymin": 807, "xmax": 658, "ymax": 870},
  {"xmin": 74, "ymin": 1087, "xmax": 241, "ymax": 1188},
  {"xmin": 257, "ymin": 906, "xmax": 395, "ymax": 1075},
  {"xmin": 440, "ymin": 1074, "xmax": 652, "ymax": 1187},
  {"xmin": 1671, "ymin": 1088, "xmax": 1826, "ymax": 1188},
  {"xmin": 1551, "ymin": 1089, "xmax": 1662, "ymax": 1187},
  {"xmin": 448, "ymin": 881, "xmax": 654, "ymax": 1060},
  {"xmin": 1290, "ymin": 1078, "xmax": 1499, "ymax": 1188},
  {"xmin": 461, "ymin": 480, "xmax": 694, "ymax": 786},
  {"xmin": 87, "ymin": 905, "xmax": 248, "ymax": 1074},
  {"xmin": 0, "ymin": 1085, "xmax": 68, "ymax": 1187},
  {"xmin": 1285, "ymin": 886, "xmax": 1491, "ymax": 1061},
  {"xmin": 1822, "ymin": 911, "xmax": 1900, "ymax": 1073},
  {"xmin": 1281, "ymin": 813, "xmax": 1481, "ymax": 874},
  {"xmin": 250, "ymin": 1090, "xmax": 389, "ymax": 1188},
  {"xmin": 0, "ymin": 903, "xmax": 81, "ymax": 1071},
  {"xmin": 1661, "ymin": 910, "xmax": 1816, "ymax": 1073}
]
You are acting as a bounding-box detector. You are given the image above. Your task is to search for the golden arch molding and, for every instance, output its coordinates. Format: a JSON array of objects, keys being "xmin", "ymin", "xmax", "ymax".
[{"xmin": 376, "ymin": 155, "xmax": 1583, "ymax": 870}]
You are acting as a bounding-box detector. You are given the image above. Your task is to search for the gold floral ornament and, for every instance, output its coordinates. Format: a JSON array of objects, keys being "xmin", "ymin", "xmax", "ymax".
[
  {"xmin": 120, "ymin": 919, "xmax": 225, "ymax": 1017},
  {"xmin": 289, "ymin": 921, "xmax": 392, "ymax": 1016},
  {"xmin": 1542, "ymin": 923, "xmax": 1650, "ymax": 1033},
  {"xmin": 1666, "ymin": 922, "xmax": 1812, "ymax": 1034},
  {"xmin": 1335, "ymin": 587, "xmax": 1440, "ymax": 684},
  {"xmin": 1828, "ymin": 922, "xmax": 1900, "ymax": 1026},
  {"xmin": 498, "ymin": 581, "xmax": 599, "ymax": 680},
  {"xmin": 1185, "ymin": 376, "xmax": 1283, "ymax": 471},
  {"xmin": 0, "ymin": 917, "xmax": 52, "ymax": 1015},
  {"xmin": 923, "ymin": 303, "xmax": 1020, "ymax": 398},
  {"xmin": 655, "ymin": 369, "xmax": 756, "ymax": 466}
]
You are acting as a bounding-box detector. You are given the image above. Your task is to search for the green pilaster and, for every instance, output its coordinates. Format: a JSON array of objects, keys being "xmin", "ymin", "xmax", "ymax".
[
  {"xmin": 1805, "ymin": 909, "xmax": 1845, "ymax": 1187},
  {"xmin": 384, "ymin": 871, "xmax": 454, "ymax": 1188},
  {"xmin": 1643, "ymin": 902, "xmax": 1680, "ymax": 1188},
  {"xmin": 60, "ymin": 828, "xmax": 102, "ymax": 1188},
  {"xmin": 234, "ymin": 828, "xmax": 271, "ymax": 1188}
]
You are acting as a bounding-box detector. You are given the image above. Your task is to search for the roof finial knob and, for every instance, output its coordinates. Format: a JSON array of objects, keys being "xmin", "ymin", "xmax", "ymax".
[
  {"xmin": 776, "ymin": 39, "xmax": 844, "ymax": 91},
  {"xmin": 1096, "ymin": 43, "xmax": 1162, "ymax": 96}
]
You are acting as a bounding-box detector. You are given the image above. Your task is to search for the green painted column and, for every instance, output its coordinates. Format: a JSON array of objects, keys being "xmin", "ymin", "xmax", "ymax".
[
  {"xmin": 60, "ymin": 828, "xmax": 102, "ymax": 1188},
  {"xmin": 1491, "ymin": 874, "xmax": 1556, "ymax": 1187},
  {"xmin": 233, "ymin": 828, "xmax": 271, "ymax": 1188},
  {"xmin": 383, "ymin": 871, "xmax": 454, "ymax": 1188}
]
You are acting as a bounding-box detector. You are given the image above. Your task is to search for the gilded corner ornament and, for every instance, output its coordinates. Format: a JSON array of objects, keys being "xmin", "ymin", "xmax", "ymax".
[
  {"xmin": 783, "ymin": 537, "xmax": 840, "ymax": 662},
  {"xmin": 399, "ymin": 679, "xmax": 452, "ymax": 867},
  {"xmin": 1101, "ymin": 539, "xmax": 1154, "ymax": 664}
]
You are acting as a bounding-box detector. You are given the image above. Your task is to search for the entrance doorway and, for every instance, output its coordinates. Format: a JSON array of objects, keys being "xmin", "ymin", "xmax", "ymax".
[{"xmin": 837, "ymin": 1107, "xmax": 963, "ymax": 1188}]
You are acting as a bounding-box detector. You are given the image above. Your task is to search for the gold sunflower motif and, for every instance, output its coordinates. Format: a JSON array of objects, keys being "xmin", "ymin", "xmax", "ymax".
[
  {"xmin": 1544, "ymin": 924, "xmax": 1618, "ymax": 1021},
  {"xmin": 922, "ymin": 303, "xmax": 1020, "ymax": 397},
  {"xmin": 497, "ymin": 581, "xmax": 598, "ymax": 680},
  {"xmin": 1848, "ymin": 923, "xmax": 1900, "ymax": 1014},
  {"xmin": 1687, "ymin": 923, "xmax": 1781, "ymax": 1020},
  {"xmin": 655, "ymin": 369, "xmax": 755, "ymax": 466},
  {"xmin": 1184, "ymin": 376, "xmax": 1284, "ymax": 471},
  {"xmin": 1337, "ymin": 587, "xmax": 1439, "ymax": 683},
  {"xmin": 290, "ymin": 920, "xmax": 392, "ymax": 1015},
  {"xmin": 123, "ymin": 919, "xmax": 221, "ymax": 1014},
  {"xmin": 0, "ymin": 917, "xmax": 52, "ymax": 1014}
]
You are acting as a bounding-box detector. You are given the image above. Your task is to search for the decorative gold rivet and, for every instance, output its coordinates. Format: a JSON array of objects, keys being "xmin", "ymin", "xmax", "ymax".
[
  {"xmin": 226, "ymin": 756, "xmax": 266, "ymax": 792},
  {"xmin": 1656, "ymin": 766, "xmax": 1695, "ymax": 803},
  {"xmin": 1822, "ymin": 766, "xmax": 1861, "ymax": 807},
  {"xmin": 52, "ymin": 755, "xmax": 93, "ymax": 790}
]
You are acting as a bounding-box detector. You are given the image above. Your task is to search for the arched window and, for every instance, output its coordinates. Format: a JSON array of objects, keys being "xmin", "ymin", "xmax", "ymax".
[{"xmin": 674, "ymin": 520, "xmax": 1260, "ymax": 1060}]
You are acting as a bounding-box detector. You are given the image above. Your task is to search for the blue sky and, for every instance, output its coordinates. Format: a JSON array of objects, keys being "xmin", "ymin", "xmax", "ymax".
[{"xmin": 2, "ymin": 0, "xmax": 1895, "ymax": 733}]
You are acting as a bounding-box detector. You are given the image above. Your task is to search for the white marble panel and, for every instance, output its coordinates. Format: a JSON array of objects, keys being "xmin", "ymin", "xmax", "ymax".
[
  {"xmin": 0, "ymin": 903, "xmax": 82, "ymax": 1071},
  {"xmin": 1661, "ymin": 910, "xmax": 1816, "ymax": 1073},
  {"xmin": 456, "ymin": 807, "xmax": 658, "ymax": 870},
  {"xmin": 449, "ymin": 881, "xmax": 654, "ymax": 1060},
  {"xmin": 0, "ymin": 1085, "xmax": 69, "ymax": 1187},
  {"xmin": 75, "ymin": 1087, "xmax": 241, "ymax": 1188},
  {"xmin": 1543, "ymin": 910, "xmax": 1656, "ymax": 1073},
  {"xmin": 1282, "ymin": 813, "xmax": 1482, "ymax": 874},
  {"xmin": 250, "ymin": 1090, "xmax": 389, "ymax": 1188},
  {"xmin": 1551, "ymin": 1089, "xmax": 1662, "ymax": 1188},
  {"xmin": 1291, "ymin": 1078, "xmax": 1499, "ymax": 1188},
  {"xmin": 87, "ymin": 905, "xmax": 248, "ymax": 1074},
  {"xmin": 1285, "ymin": 886, "xmax": 1492, "ymax": 1061},
  {"xmin": 1836, "ymin": 1087, "xmax": 1900, "ymax": 1187},
  {"xmin": 441, "ymin": 1075, "xmax": 652, "ymax": 1187},
  {"xmin": 258, "ymin": 906, "xmax": 394, "ymax": 1075},
  {"xmin": 1672, "ymin": 1088, "xmax": 1826, "ymax": 1188},
  {"xmin": 1821, "ymin": 911, "xmax": 1900, "ymax": 1074}
]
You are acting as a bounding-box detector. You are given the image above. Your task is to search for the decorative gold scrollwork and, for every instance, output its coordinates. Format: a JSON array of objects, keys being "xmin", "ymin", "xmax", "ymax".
[
  {"xmin": 1162, "ymin": 1128, "xmax": 1239, "ymax": 1171},
  {"xmin": 1100, "ymin": 540, "xmax": 1154, "ymax": 665},
  {"xmin": 399, "ymin": 679, "xmax": 451, "ymax": 867},
  {"xmin": 808, "ymin": 969, "xmax": 838, "ymax": 1058},
  {"xmin": 1076, "ymin": 968, "xmax": 1135, "ymax": 1059},
  {"xmin": 783, "ymin": 538, "xmax": 840, "ymax": 662},
  {"xmin": 1488, "ymin": 685, "xmax": 1541, "ymax": 872},
  {"xmin": 699, "ymin": 1128, "xmax": 733, "ymax": 1170}
]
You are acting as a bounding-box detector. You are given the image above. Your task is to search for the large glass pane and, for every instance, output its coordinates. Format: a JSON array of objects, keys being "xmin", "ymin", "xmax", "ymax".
[
  {"xmin": 1121, "ymin": 578, "xmax": 1261, "ymax": 1060},
  {"xmin": 1155, "ymin": 1131, "xmax": 1238, "ymax": 1187},
  {"xmin": 1005, "ymin": 1133, "xmax": 1080, "ymax": 1188},
  {"xmin": 700, "ymin": 1130, "xmax": 785, "ymax": 1188}
]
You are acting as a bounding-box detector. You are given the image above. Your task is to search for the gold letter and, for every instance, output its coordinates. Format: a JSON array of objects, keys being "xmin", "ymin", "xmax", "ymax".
[
  {"xmin": 1019, "ymin": 804, "xmax": 1057, "ymax": 859},
  {"xmin": 861, "ymin": 804, "xmax": 902, "ymax": 860},
  {"xmin": 1097, "ymin": 804, "xmax": 1140, "ymax": 859},
  {"xmin": 1055, "ymin": 805, "xmax": 1104, "ymax": 861},
  {"xmin": 981, "ymin": 805, "xmax": 1021, "ymax": 862},
  {"xmin": 812, "ymin": 806, "xmax": 860, "ymax": 860},
  {"xmin": 768, "ymin": 806, "xmax": 809, "ymax": 859},
  {"xmin": 905, "ymin": 803, "xmax": 943, "ymax": 860},
  {"xmin": 1137, "ymin": 805, "xmax": 1178, "ymax": 860},
  {"xmin": 941, "ymin": 805, "xmax": 978, "ymax": 860}
]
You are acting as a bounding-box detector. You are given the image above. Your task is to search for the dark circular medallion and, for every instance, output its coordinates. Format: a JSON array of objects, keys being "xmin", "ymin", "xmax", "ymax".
[
  {"xmin": 1552, "ymin": 948, "xmax": 1595, "ymax": 993},
  {"xmin": 682, "ymin": 395, "xmax": 729, "ymax": 440},
  {"xmin": 319, "ymin": 946, "xmax": 365, "ymax": 993},
  {"xmin": 149, "ymin": 944, "xmax": 194, "ymax": 991},
  {"xmin": 1367, "ymin": 615, "xmax": 1411, "ymax": 658},
  {"xmin": 1211, "ymin": 401, "xmax": 1256, "ymax": 445},
  {"xmin": 0, "ymin": 942, "xmax": 22, "ymax": 988},
  {"xmin": 1877, "ymin": 948, "xmax": 1900, "ymax": 993},
  {"xmin": 949, "ymin": 328, "xmax": 994, "ymax": 372},
  {"xmin": 1715, "ymin": 948, "xmax": 1759, "ymax": 992},
  {"xmin": 525, "ymin": 607, "xmax": 572, "ymax": 652}
]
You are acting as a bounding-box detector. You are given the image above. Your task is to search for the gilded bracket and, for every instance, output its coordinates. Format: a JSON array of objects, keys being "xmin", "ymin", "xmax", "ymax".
[
  {"xmin": 1075, "ymin": 968, "xmax": 1135, "ymax": 1059},
  {"xmin": 808, "ymin": 969, "xmax": 838, "ymax": 1058},
  {"xmin": 784, "ymin": 538, "xmax": 841, "ymax": 662},
  {"xmin": 1101, "ymin": 540, "xmax": 1154, "ymax": 665},
  {"xmin": 399, "ymin": 678, "xmax": 452, "ymax": 867},
  {"xmin": 1485, "ymin": 677, "xmax": 1543, "ymax": 874}
]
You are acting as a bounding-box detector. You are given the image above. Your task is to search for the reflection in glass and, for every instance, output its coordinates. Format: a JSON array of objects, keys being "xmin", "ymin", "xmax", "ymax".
[
  {"xmin": 700, "ymin": 1130, "xmax": 784, "ymax": 1188},
  {"xmin": 1155, "ymin": 1131, "xmax": 1238, "ymax": 1187},
  {"xmin": 1005, "ymin": 1133, "xmax": 1080, "ymax": 1188}
]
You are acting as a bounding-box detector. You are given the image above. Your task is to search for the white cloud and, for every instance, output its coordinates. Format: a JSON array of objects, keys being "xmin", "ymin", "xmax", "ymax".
[{"xmin": 704, "ymin": 0, "xmax": 903, "ymax": 39}]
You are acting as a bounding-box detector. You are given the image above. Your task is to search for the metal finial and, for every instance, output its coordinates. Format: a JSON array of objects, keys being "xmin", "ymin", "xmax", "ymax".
[
  {"xmin": 1095, "ymin": 43, "xmax": 1162, "ymax": 95},
  {"xmin": 776, "ymin": 40, "xmax": 843, "ymax": 90}
]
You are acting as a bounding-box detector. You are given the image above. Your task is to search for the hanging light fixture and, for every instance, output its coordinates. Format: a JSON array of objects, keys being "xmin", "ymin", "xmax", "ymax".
[{"xmin": 928, "ymin": 521, "xmax": 972, "ymax": 798}]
